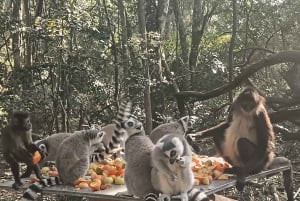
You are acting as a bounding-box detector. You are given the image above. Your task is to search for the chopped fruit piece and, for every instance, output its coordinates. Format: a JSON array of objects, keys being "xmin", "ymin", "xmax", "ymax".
[
  {"xmin": 32, "ymin": 151, "xmax": 41, "ymax": 164},
  {"xmin": 89, "ymin": 180, "xmax": 101, "ymax": 191}
]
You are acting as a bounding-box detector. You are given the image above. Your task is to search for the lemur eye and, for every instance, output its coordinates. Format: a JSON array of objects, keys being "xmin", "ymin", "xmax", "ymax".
[
  {"xmin": 39, "ymin": 144, "xmax": 45, "ymax": 150},
  {"xmin": 98, "ymin": 131, "xmax": 104, "ymax": 137},
  {"xmin": 127, "ymin": 121, "xmax": 134, "ymax": 127},
  {"xmin": 170, "ymin": 150, "xmax": 177, "ymax": 157}
]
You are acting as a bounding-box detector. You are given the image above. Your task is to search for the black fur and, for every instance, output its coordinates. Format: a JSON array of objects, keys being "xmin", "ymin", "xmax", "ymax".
[{"xmin": 1, "ymin": 111, "xmax": 45, "ymax": 190}]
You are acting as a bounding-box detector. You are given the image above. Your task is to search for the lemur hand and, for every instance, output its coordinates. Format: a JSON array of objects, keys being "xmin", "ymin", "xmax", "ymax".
[
  {"xmin": 158, "ymin": 194, "xmax": 171, "ymax": 201},
  {"xmin": 170, "ymin": 173, "xmax": 178, "ymax": 181},
  {"xmin": 177, "ymin": 156, "xmax": 186, "ymax": 166}
]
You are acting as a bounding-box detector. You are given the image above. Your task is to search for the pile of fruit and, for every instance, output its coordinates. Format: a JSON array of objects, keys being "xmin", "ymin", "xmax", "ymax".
[
  {"xmin": 38, "ymin": 154, "xmax": 230, "ymax": 191},
  {"xmin": 192, "ymin": 155, "xmax": 231, "ymax": 185},
  {"xmin": 75, "ymin": 157, "xmax": 126, "ymax": 191}
]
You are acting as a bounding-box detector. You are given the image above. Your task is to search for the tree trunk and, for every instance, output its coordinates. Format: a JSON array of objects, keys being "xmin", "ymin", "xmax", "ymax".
[
  {"xmin": 228, "ymin": 0, "xmax": 237, "ymax": 102},
  {"xmin": 189, "ymin": 1, "xmax": 217, "ymax": 89},
  {"xmin": 117, "ymin": 0, "xmax": 130, "ymax": 87},
  {"xmin": 189, "ymin": 0, "xmax": 203, "ymax": 89},
  {"xmin": 145, "ymin": 0, "xmax": 157, "ymax": 32},
  {"xmin": 23, "ymin": 0, "xmax": 32, "ymax": 68},
  {"xmin": 11, "ymin": 1, "xmax": 21, "ymax": 69},
  {"xmin": 102, "ymin": 0, "xmax": 119, "ymax": 101},
  {"xmin": 157, "ymin": 0, "xmax": 170, "ymax": 34},
  {"xmin": 138, "ymin": 0, "xmax": 152, "ymax": 134},
  {"xmin": 35, "ymin": 0, "xmax": 44, "ymax": 18},
  {"xmin": 172, "ymin": 0, "xmax": 188, "ymax": 63}
]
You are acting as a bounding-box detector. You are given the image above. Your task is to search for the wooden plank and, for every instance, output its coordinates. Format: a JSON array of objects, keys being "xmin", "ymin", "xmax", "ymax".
[
  {"xmin": 0, "ymin": 180, "xmax": 140, "ymax": 201},
  {"xmin": 198, "ymin": 164, "xmax": 291, "ymax": 195},
  {"xmin": 0, "ymin": 164, "xmax": 291, "ymax": 200}
]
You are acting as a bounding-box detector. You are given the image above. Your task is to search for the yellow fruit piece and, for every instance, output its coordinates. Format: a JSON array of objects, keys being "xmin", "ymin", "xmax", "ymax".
[
  {"xmin": 103, "ymin": 176, "xmax": 114, "ymax": 184},
  {"xmin": 41, "ymin": 167, "xmax": 50, "ymax": 175},
  {"xmin": 78, "ymin": 182, "xmax": 90, "ymax": 189},
  {"xmin": 114, "ymin": 176, "xmax": 125, "ymax": 185}
]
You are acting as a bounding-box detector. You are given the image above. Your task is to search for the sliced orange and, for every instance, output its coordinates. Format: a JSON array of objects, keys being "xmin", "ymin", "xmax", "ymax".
[{"xmin": 32, "ymin": 151, "xmax": 41, "ymax": 164}]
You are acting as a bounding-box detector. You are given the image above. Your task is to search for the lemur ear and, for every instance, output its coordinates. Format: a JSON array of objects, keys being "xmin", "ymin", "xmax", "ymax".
[
  {"xmin": 182, "ymin": 116, "xmax": 189, "ymax": 121},
  {"xmin": 157, "ymin": 141, "xmax": 164, "ymax": 150}
]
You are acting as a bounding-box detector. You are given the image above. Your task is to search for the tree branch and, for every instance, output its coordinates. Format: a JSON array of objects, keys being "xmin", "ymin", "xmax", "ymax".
[
  {"xmin": 269, "ymin": 108, "xmax": 300, "ymax": 123},
  {"xmin": 175, "ymin": 50, "xmax": 300, "ymax": 101}
]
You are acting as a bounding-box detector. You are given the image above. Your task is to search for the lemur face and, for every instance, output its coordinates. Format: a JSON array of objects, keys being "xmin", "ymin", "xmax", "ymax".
[
  {"xmin": 158, "ymin": 136, "xmax": 184, "ymax": 164},
  {"xmin": 38, "ymin": 143, "xmax": 48, "ymax": 156},
  {"xmin": 123, "ymin": 117, "xmax": 144, "ymax": 136},
  {"xmin": 91, "ymin": 130, "xmax": 105, "ymax": 145}
]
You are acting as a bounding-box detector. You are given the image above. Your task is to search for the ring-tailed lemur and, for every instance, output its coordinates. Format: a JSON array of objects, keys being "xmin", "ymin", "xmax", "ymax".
[
  {"xmin": 34, "ymin": 99, "xmax": 132, "ymax": 165},
  {"xmin": 21, "ymin": 129, "xmax": 105, "ymax": 201},
  {"xmin": 151, "ymin": 134, "xmax": 209, "ymax": 201},
  {"xmin": 21, "ymin": 99, "xmax": 132, "ymax": 201},
  {"xmin": 55, "ymin": 129, "xmax": 106, "ymax": 185},
  {"xmin": 149, "ymin": 116, "xmax": 198, "ymax": 144},
  {"xmin": 118, "ymin": 117, "xmax": 159, "ymax": 201}
]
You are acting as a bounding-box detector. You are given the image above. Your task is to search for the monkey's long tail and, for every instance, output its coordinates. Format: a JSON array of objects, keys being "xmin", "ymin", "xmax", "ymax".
[{"xmin": 20, "ymin": 176, "xmax": 61, "ymax": 201}]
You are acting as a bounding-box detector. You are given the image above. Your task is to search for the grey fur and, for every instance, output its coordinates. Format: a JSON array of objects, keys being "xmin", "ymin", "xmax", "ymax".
[
  {"xmin": 34, "ymin": 132, "xmax": 73, "ymax": 166},
  {"xmin": 123, "ymin": 117, "xmax": 158, "ymax": 199},
  {"xmin": 151, "ymin": 134, "xmax": 207, "ymax": 201},
  {"xmin": 101, "ymin": 123, "xmax": 127, "ymax": 151},
  {"xmin": 150, "ymin": 116, "xmax": 198, "ymax": 144},
  {"xmin": 56, "ymin": 129, "xmax": 105, "ymax": 185}
]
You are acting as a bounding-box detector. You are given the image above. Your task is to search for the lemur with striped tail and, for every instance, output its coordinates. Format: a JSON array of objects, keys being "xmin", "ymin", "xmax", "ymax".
[
  {"xmin": 151, "ymin": 134, "xmax": 209, "ymax": 201},
  {"xmin": 20, "ymin": 99, "xmax": 132, "ymax": 201}
]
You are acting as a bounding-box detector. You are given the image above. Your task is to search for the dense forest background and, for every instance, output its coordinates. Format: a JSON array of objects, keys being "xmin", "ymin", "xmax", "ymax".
[{"xmin": 0, "ymin": 0, "xmax": 300, "ymax": 138}]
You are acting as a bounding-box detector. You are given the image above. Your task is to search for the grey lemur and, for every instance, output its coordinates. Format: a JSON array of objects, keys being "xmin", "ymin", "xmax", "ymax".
[
  {"xmin": 35, "ymin": 99, "xmax": 132, "ymax": 165},
  {"xmin": 151, "ymin": 134, "xmax": 208, "ymax": 201},
  {"xmin": 56, "ymin": 99, "xmax": 132, "ymax": 185},
  {"xmin": 55, "ymin": 129, "xmax": 105, "ymax": 185},
  {"xmin": 150, "ymin": 116, "xmax": 198, "ymax": 144},
  {"xmin": 21, "ymin": 129, "xmax": 105, "ymax": 201},
  {"xmin": 121, "ymin": 117, "xmax": 159, "ymax": 201},
  {"xmin": 21, "ymin": 99, "xmax": 132, "ymax": 201}
]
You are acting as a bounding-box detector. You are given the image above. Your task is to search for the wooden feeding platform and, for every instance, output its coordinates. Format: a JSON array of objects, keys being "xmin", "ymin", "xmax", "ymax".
[{"xmin": 0, "ymin": 164, "xmax": 292, "ymax": 201}]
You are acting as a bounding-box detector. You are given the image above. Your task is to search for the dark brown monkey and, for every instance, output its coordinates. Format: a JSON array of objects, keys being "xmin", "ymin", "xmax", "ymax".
[
  {"xmin": 191, "ymin": 88, "xmax": 274, "ymax": 187},
  {"xmin": 1, "ymin": 111, "xmax": 44, "ymax": 189}
]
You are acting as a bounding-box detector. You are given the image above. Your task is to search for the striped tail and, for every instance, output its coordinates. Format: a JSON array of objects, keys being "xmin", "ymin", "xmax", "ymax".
[
  {"xmin": 113, "ymin": 98, "xmax": 132, "ymax": 128},
  {"xmin": 188, "ymin": 188, "xmax": 209, "ymax": 201},
  {"xmin": 90, "ymin": 149, "xmax": 104, "ymax": 162},
  {"xmin": 106, "ymin": 98, "xmax": 132, "ymax": 154},
  {"xmin": 144, "ymin": 193, "xmax": 158, "ymax": 201},
  {"xmin": 21, "ymin": 176, "xmax": 61, "ymax": 201}
]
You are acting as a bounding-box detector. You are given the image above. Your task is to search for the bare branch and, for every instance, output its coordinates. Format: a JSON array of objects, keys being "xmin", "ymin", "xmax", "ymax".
[{"xmin": 175, "ymin": 50, "xmax": 300, "ymax": 101}]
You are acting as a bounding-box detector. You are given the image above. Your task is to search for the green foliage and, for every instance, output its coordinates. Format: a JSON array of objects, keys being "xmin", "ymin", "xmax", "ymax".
[{"xmin": 0, "ymin": 0, "xmax": 299, "ymax": 133}]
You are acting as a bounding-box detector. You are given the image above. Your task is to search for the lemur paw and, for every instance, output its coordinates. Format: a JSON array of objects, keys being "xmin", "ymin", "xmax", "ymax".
[
  {"xmin": 158, "ymin": 194, "xmax": 171, "ymax": 201},
  {"xmin": 12, "ymin": 181, "xmax": 23, "ymax": 190},
  {"xmin": 170, "ymin": 173, "xmax": 178, "ymax": 181},
  {"xmin": 172, "ymin": 193, "xmax": 188, "ymax": 201},
  {"xmin": 177, "ymin": 156, "xmax": 186, "ymax": 166}
]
